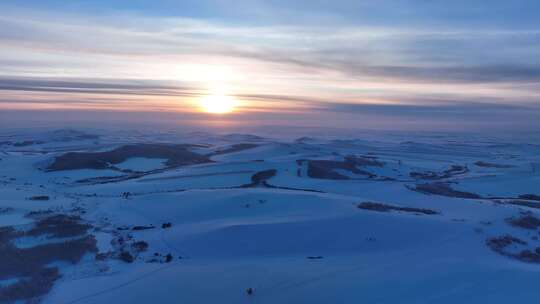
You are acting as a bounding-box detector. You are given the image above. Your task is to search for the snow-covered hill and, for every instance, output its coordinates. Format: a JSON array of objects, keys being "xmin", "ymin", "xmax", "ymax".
[{"xmin": 1, "ymin": 129, "xmax": 539, "ymax": 303}]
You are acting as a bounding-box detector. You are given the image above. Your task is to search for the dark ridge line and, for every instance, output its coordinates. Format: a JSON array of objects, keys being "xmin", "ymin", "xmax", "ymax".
[
  {"xmin": 72, "ymin": 160, "xmax": 267, "ymax": 186},
  {"xmin": 139, "ymin": 170, "xmax": 256, "ymax": 182},
  {"xmin": 357, "ymin": 201, "xmax": 439, "ymax": 215},
  {"xmin": 72, "ymin": 163, "xmax": 209, "ymax": 185},
  {"xmin": 240, "ymin": 181, "xmax": 326, "ymax": 193},
  {"xmin": 205, "ymin": 143, "xmax": 259, "ymax": 157},
  {"xmin": 68, "ymin": 182, "xmax": 326, "ymax": 199},
  {"xmin": 406, "ymin": 184, "xmax": 540, "ymax": 207}
]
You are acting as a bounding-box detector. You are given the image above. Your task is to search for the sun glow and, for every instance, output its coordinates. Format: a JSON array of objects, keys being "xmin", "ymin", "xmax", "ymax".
[{"xmin": 199, "ymin": 93, "xmax": 237, "ymax": 114}]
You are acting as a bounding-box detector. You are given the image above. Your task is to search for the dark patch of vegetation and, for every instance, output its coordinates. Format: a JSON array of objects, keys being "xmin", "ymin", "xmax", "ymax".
[
  {"xmin": 95, "ymin": 252, "xmax": 109, "ymax": 261},
  {"xmin": 412, "ymin": 182, "xmax": 481, "ymax": 199},
  {"xmin": 111, "ymin": 234, "xmax": 152, "ymax": 263},
  {"xmin": 487, "ymin": 235, "xmax": 527, "ymax": 251},
  {"xmin": 409, "ymin": 171, "xmax": 437, "ymax": 180},
  {"xmin": 75, "ymin": 173, "xmax": 146, "ymax": 185},
  {"xmin": 47, "ymin": 143, "xmax": 211, "ymax": 171},
  {"xmin": 506, "ymin": 213, "xmax": 540, "ymax": 230},
  {"xmin": 240, "ymin": 169, "xmax": 277, "ymax": 188},
  {"xmin": 13, "ymin": 140, "xmax": 44, "ymax": 147},
  {"xmin": 165, "ymin": 253, "xmax": 173, "ymax": 263},
  {"xmin": 0, "ymin": 214, "xmax": 97, "ymax": 303},
  {"xmin": 475, "ymin": 161, "xmax": 514, "ymax": 168},
  {"xmin": 306, "ymin": 256, "xmax": 324, "ymax": 259},
  {"xmin": 27, "ymin": 214, "xmax": 91, "ymax": 238},
  {"xmin": 251, "ymin": 169, "xmax": 277, "ymax": 184},
  {"xmin": 26, "ymin": 209, "xmax": 54, "ymax": 217},
  {"xmin": 209, "ymin": 143, "xmax": 258, "ymax": 156},
  {"xmin": 486, "ymin": 235, "xmax": 540, "ymax": 263},
  {"xmin": 410, "ymin": 165, "xmax": 468, "ymax": 180},
  {"xmin": 519, "ymin": 194, "xmax": 540, "ymax": 201},
  {"xmin": 119, "ymin": 251, "xmax": 135, "ymax": 263},
  {"xmin": 11, "ymin": 236, "xmax": 96, "ymax": 269},
  {"xmin": 238, "ymin": 169, "xmax": 324, "ymax": 193},
  {"xmin": 132, "ymin": 241, "xmax": 149, "ymax": 252},
  {"xmin": 307, "ymin": 157, "xmax": 375, "ymax": 180},
  {"xmin": 517, "ymin": 250, "xmax": 540, "ymax": 263},
  {"xmin": 496, "ymin": 200, "xmax": 540, "ymax": 210},
  {"xmin": 344, "ymin": 155, "xmax": 384, "ymax": 167},
  {"xmin": 28, "ymin": 195, "xmax": 50, "ymax": 201},
  {"xmin": 132, "ymin": 225, "xmax": 155, "ymax": 231},
  {"xmin": 357, "ymin": 202, "xmax": 439, "ymax": 215},
  {"xmin": 0, "ymin": 267, "xmax": 60, "ymax": 303},
  {"xmin": 308, "ymin": 161, "xmax": 351, "ymax": 179},
  {"xmin": 162, "ymin": 222, "xmax": 172, "ymax": 229}
]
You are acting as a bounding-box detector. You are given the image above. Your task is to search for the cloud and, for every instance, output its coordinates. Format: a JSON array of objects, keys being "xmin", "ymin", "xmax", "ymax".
[
  {"xmin": 339, "ymin": 65, "xmax": 540, "ymax": 84},
  {"xmin": 0, "ymin": 77, "xmax": 198, "ymax": 97},
  {"xmin": 0, "ymin": 5, "xmax": 539, "ymax": 131},
  {"xmin": 318, "ymin": 100, "xmax": 540, "ymax": 116}
]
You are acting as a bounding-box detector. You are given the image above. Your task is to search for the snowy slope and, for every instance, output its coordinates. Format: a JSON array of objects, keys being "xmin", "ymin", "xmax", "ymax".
[{"xmin": 1, "ymin": 129, "xmax": 539, "ymax": 303}]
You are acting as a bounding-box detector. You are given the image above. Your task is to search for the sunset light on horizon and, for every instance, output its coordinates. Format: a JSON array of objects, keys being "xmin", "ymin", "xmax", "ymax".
[{"xmin": 1, "ymin": 1, "xmax": 539, "ymax": 132}]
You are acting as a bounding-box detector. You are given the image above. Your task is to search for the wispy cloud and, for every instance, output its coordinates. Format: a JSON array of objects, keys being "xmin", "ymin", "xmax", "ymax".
[{"xmin": 0, "ymin": 4, "xmax": 539, "ymax": 131}]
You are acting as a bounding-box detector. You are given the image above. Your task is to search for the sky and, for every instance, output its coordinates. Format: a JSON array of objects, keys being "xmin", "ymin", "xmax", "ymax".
[{"xmin": 1, "ymin": 0, "xmax": 540, "ymax": 132}]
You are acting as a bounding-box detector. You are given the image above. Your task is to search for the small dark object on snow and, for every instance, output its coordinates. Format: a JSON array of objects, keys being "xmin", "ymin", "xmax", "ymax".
[
  {"xmin": 162, "ymin": 222, "xmax": 172, "ymax": 229},
  {"xmin": 165, "ymin": 253, "xmax": 173, "ymax": 263},
  {"xmin": 132, "ymin": 241, "xmax": 149, "ymax": 252},
  {"xmin": 246, "ymin": 288, "xmax": 254, "ymax": 295},
  {"xmin": 28, "ymin": 195, "xmax": 50, "ymax": 201},
  {"xmin": 474, "ymin": 161, "xmax": 513, "ymax": 168},
  {"xmin": 119, "ymin": 251, "xmax": 134, "ymax": 263},
  {"xmin": 132, "ymin": 225, "xmax": 155, "ymax": 231},
  {"xmin": 358, "ymin": 202, "xmax": 438, "ymax": 215},
  {"xmin": 307, "ymin": 256, "xmax": 324, "ymax": 259}
]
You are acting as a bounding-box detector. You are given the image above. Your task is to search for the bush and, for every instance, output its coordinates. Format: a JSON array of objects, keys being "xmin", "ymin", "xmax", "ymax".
[{"xmin": 119, "ymin": 251, "xmax": 134, "ymax": 263}]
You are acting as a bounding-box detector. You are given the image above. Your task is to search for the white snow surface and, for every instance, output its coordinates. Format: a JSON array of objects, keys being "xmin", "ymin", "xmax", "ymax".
[{"xmin": 0, "ymin": 129, "xmax": 539, "ymax": 303}]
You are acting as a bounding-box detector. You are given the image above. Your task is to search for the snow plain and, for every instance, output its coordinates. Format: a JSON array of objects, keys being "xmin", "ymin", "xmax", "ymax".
[{"xmin": 1, "ymin": 129, "xmax": 539, "ymax": 303}]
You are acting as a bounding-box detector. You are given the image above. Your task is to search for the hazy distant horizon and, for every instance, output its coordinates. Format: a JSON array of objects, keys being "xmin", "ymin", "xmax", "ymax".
[{"xmin": 2, "ymin": 110, "xmax": 540, "ymax": 146}]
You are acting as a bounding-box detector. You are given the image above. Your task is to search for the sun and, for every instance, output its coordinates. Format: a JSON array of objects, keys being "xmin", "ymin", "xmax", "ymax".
[{"xmin": 199, "ymin": 93, "xmax": 237, "ymax": 114}]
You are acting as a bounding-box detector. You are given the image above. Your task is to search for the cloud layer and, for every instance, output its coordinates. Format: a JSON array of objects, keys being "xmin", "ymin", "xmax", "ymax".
[{"xmin": 0, "ymin": 2, "xmax": 539, "ymax": 131}]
